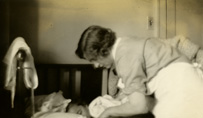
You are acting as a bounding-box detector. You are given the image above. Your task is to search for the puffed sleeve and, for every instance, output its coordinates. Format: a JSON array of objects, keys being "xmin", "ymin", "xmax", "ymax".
[
  {"xmin": 163, "ymin": 35, "xmax": 200, "ymax": 60},
  {"xmin": 115, "ymin": 41, "xmax": 148, "ymax": 95}
]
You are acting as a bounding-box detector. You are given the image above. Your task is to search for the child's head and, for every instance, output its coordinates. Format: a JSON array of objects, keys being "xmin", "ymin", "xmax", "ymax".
[{"xmin": 66, "ymin": 99, "xmax": 91, "ymax": 118}]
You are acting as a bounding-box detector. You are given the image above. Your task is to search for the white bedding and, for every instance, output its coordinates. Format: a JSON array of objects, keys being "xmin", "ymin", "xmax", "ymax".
[
  {"xmin": 26, "ymin": 91, "xmax": 87, "ymax": 118},
  {"xmin": 32, "ymin": 112, "xmax": 86, "ymax": 118}
]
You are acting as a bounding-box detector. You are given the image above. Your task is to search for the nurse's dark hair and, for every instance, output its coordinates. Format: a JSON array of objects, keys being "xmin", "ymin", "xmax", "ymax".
[{"xmin": 75, "ymin": 25, "xmax": 116, "ymax": 60}]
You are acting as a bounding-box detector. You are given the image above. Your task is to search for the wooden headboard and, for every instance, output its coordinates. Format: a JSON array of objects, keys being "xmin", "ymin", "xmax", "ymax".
[
  {"xmin": 15, "ymin": 63, "xmax": 108, "ymax": 103},
  {"xmin": 10, "ymin": 63, "xmax": 108, "ymax": 118},
  {"xmin": 34, "ymin": 64, "xmax": 107, "ymax": 102}
]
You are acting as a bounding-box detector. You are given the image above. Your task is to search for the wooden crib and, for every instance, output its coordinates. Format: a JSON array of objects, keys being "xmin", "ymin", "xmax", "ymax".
[
  {"xmin": 0, "ymin": 50, "xmax": 108, "ymax": 118},
  {"xmin": 0, "ymin": 50, "xmax": 154, "ymax": 118}
]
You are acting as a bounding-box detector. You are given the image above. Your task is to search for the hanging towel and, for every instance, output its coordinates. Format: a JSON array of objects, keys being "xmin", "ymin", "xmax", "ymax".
[{"xmin": 3, "ymin": 37, "xmax": 38, "ymax": 108}]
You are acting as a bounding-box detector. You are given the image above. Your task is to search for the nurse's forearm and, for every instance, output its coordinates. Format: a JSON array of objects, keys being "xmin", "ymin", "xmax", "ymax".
[
  {"xmin": 100, "ymin": 91, "xmax": 149, "ymax": 118},
  {"xmin": 100, "ymin": 92, "xmax": 154, "ymax": 117},
  {"xmin": 103, "ymin": 100, "xmax": 148, "ymax": 117}
]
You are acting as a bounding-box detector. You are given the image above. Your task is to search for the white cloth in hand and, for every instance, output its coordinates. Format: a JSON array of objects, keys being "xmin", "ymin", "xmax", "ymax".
[{"xmin": 88, "ymin": 95, "xmax": 128, "ymax": 118}]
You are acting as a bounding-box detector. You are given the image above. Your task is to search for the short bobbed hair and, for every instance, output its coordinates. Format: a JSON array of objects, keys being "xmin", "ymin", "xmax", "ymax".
[{"xmin": 75, "ymin": 25, "xmax": 116, "ymax": 61}]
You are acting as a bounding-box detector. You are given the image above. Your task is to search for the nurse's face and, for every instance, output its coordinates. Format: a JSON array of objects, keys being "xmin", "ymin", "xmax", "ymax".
[{"xmin": 88, "ymin": 54, "xmax": 114, "ymax": 69}]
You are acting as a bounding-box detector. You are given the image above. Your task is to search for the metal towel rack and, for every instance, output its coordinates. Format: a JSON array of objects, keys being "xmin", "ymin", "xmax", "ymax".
[{"xmin": 16, "ymin": 50, "xmax": 35, "ymax": 116}]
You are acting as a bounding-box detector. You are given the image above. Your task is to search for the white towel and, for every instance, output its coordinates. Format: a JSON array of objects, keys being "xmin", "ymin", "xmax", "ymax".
[
  {"xmin": 88, "ymin": 95, "xmax": 128, "ymax": 118},
  {"xmin": 3, "ymin": 37, "xmax": 38, "ymax": 108}
]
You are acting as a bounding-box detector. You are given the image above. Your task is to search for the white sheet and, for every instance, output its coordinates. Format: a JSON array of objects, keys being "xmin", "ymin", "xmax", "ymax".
[
  {"xmin": 147, "ymin": 62, "xmax": 203, "ymax": 118},
  {"xmin": 32, "ymin": 112, "xmax": 86, "ymax": 118}
]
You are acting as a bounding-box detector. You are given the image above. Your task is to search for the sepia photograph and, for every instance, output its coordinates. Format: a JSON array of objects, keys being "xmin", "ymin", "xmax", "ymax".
[{"xmin": 0, "ymin": 0, "xmax": 203, "ymax": 118}]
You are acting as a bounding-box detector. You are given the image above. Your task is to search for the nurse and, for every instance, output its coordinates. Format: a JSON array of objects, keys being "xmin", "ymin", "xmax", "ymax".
[{"xmin": 75, "ymin": 25, "xmax": 203, "ymax": 118}]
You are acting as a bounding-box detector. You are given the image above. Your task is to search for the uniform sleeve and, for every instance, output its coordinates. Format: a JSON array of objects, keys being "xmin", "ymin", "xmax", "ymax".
[
  {"xmin": 116, "ymin": 48, "xmax": 147, "ymax": 95},
  {"xmin": 163, "ymin": 35, "xmax": 200, "ymax": 60}
]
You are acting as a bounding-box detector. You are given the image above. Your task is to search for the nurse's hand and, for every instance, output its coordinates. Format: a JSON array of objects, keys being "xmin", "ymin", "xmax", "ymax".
[
  {"xmin": 115, "ymin": 91, "xmax": 126, "ymax": 101},
  {"xmin": 98, "ymin": 108, "xmax": 112, "ymax": 118}
]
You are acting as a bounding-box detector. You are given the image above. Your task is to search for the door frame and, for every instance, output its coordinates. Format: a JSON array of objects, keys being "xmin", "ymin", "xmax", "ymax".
[{"xmin": 158, "ymin": 0, "xmax": 176, "ymax": 38}]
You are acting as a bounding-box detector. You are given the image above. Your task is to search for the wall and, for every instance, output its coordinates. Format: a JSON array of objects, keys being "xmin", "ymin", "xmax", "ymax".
[
  {"xmin": 9, "ymin": 0, "xmax": 157, "ymax": 64},
  {"xmin": 176, "ymin": 0, "xmax": 203, "ymax": 47},
  {"xmin": 160, "ymin": 0, "xmax": 203, "ymax": 47},
  {"xmin": 0, "ymin": 1, "xmax": 11, "ymax": 117},
  {"xmin": 5, "ymin": 0, "xmax": 203, "ymax": 63},
  {"xmin": 9, "ymin": 0, "xmax": 39, "ymax": 58},
  {"xmin": 0, "ymin": 0, "xmax": 10, "ymax": 62}
]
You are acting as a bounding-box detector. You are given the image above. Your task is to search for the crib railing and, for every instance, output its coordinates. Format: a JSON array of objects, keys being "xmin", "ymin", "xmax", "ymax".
[
  {"xmin": 34, "ymin": 64, "xmax": 107, "ymax": 103},
  {"xmin": 14, "ymin": 50, "xmax": 31, "ymax": 118},
  {"xmin": 12, "ymin": 50, "xmax": 109, "ymax": 118}
]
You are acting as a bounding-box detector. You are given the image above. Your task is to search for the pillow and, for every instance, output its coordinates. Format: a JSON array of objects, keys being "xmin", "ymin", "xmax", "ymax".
[
  {"xmin": 25, "ymin": 95, "xmax": 47, "ymax": 118},
  {"xmin": 40, "ymin": 91, "xmax": 71, "ymax": 112},
  {"xmin": 25, "ymin": 91, "xmax": 71, "ymax": 118},
  {"xmin": 32, "ymin": 112, "xmax": 86, "ymax": 118}
]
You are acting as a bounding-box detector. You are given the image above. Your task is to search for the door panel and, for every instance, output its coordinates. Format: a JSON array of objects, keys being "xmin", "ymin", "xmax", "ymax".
[
  {"xmin": 176, "ymin": 0, "xmax": 203, "ymax": 47},
  {"xmin": 159, "ymin": 0, "xmax": 203, "ymax": 47}
]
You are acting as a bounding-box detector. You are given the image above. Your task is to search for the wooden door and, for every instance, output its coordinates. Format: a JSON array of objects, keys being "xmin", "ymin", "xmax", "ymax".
[{"xmin": 159, "ymin": 0, "xmax": 203, "ymax": 47}]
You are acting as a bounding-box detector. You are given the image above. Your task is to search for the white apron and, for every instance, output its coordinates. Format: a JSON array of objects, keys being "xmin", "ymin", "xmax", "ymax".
[{"xmin": 147, "ymin": 62, "xmax": 203, "ymax": 118}]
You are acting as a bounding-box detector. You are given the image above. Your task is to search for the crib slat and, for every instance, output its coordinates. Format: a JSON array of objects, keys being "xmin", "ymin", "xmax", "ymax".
[
  {"xmin": 75, "ymin": 70, "xmax": 81, "ymax": 98},
  {"xmin": 59, "ymin": 69, "xmax": 70, "ymax": 98},
  {"xmin": 70, "ymin": 68, "xmax": 81, "ymax": 99},
  {"xmin": 34, "ymin": 64, "xmax": 103, "ymax": 103},
  {"xmin": 101, "ymin": 69, "xmax": 108, "ymax": 96}
]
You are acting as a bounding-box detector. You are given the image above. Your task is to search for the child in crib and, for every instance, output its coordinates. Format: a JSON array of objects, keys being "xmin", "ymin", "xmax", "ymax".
[
  {"xmin": 88, "ymin": 78, "xmax": 155, "ymax": 118},
  {"xmin": 66, "ymin": 78, "xmax": 126, "ymax": 118},
  {"xmin": 67, "ymin": 79, "xmax": 154, "ymax": 118},
  {"xmin": 66, "ymin": 99, "xmax": 91, "ymax": 118},
  {"xmin": 27, "ymin": 91, "xmax": 91, "ymax": 118},
  {"xmin": 66, "ymin": 94, "xmax": 128, "ymax": 118},
  {"xmin": 28, "ymin": 91, "xmax": 87, "ymax": 118}
]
